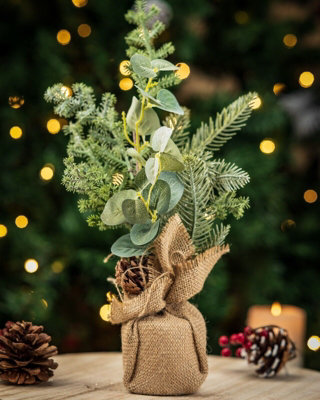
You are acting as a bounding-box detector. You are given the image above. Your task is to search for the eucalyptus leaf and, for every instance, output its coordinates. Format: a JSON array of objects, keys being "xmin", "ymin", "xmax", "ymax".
[
  {"xmin": 151, "ymin": 59, "xmax": 179, "ymax": 71},
  {"xmin": 130, "ymin": 54, "xmax": 156, "ymax": 78},
  {"xmin": 134, "ymin": 169, "xmax": 149, "ymax": 191},
  {"xmin": 159, "ymin": 172, "xmax": 184, "ymax": 211},
  {"xmin": 143, "ymin": 180, "xmax": 170, "ymax": 215},
  {"xmin": 164, "ymin": 139, "xmax": 184, "ymax": 163},
  {"xmin": 122, "ymin": 198, "xmax": 150, "ymax": 224},
  {"xmin": 151, "ymin": 126, "xmax": 173, "ymax": 152},
  {"xmin": 127, "ymin": 147, "xmax": 145, "ymax": 165},
  {"xmin": 101, "ymin": 190, "xmax": 137, "ymax": 226},
  {"xmin": 130, "ymin": 220, "xmax": 160, "ymax": 246},
  {"xmin": 111, "ymin": 234, "xmax": 146, "ymax": 257},
  {"xmin": 145, "ymin": 157, "xmax": 159, "ymax": 184},
  {"xmin": 126, "ymin": 96, "xmax": 160, "ymax": 136},
  {"xmin": 156, "ymin": 89, "xmax": 184, "ymax": 115},
  {"xmin": 160, "ymin": 153, "xmax": 184, "ymax": 172},
  {"xmin": 136, "ymin": 87, "xmax": 162, "ymax": 107}
]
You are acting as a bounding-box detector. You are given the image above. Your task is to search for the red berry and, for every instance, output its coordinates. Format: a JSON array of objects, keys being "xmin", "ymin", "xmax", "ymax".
[
  {"xmin": 245, "ymin": 341, "xmax": 252, "ymax": 350},
  {"xmin": 221, "ymin": 348, "xmax": 231, "ymax": 357},
  {"xmin": 237, "ymin": 333, "xmax": 245, "ymax": 344},
  {"xmin": 218, "ymin": 335, "xmax": 229, "ymax": 347},
  {"xmin": 230, "ymin": 333, "xmax": 239, "ymax": 344},
  {"xmin": 260, "ymin": 329, "xmax": 268, "ymax": 338},
  {"xmin": 235, "ymin": 347, "xmax": 243, "ymax": 357},
  {"xmin": 244, "ymin": 326, "xmax": 252, "ymax": 336}
]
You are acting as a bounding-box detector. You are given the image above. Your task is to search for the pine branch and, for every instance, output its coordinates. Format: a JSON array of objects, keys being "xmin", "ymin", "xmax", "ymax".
[
  {"xmin": 210, "ymin": 192, "xmax": 250, "ymax": 220},
  {"xmin": 187, "ymin": 92, "xmax": 258, "ymax": 154},
  {"xmin": 208, "ymin": 159, "xmax": 250, "ymax": 192},
  {"xmin": 212, "ymin": 223, "xmax": 231, "ymax": 246}
]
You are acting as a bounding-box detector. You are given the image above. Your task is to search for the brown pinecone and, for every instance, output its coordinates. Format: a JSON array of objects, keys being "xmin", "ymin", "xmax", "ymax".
[
  {"xmin": 0, "ymin": 321, "xmax": 58, "ymax": 384},
  {"xmin": 246, "ymin": 325, "xmax": 296, "ymax": 378},
  {"xmin": 115, "ymin": 256, "xmax": 151, "ymax": 295}
]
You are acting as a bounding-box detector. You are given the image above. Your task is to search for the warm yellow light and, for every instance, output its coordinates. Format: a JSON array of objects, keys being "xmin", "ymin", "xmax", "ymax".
[
  {"xmin": 273, "ymin": 83, "xmax": 286, "ymax": 96},
  {"xmin": 260, "ymin": 139, "xmax": 275, "ymax": 154},
  {"xmin": 15, "ymin": 215, "xmax": 28, "ymax": 229},
  {"xmin": 303, "ymin": 189, "xmax": 318, "ymax": 204},
  {"xmin": 72, "ymin": 0, "xmax": 88, "ymax": 7},
  {"xmin": 61, "ymin": 85, "xmax": 73, "ymax": 97},
  {"xmin": 9, "ymin": 126, "xmax": 23, "ymax": 139},
  {"xmin": 251, "ymin": 96, "xmax": 262, "ymax": 109},
  {"xmin": 51, "ymin": 260, "xmax": 65, "ymax": 273},
  {"xmin": 78, "ymin": 24, "xmax": 91, "ymax": 38},
  {"xmin": 0, "ymin": 224, "xmax": 8, "ymax": 238},
  {"xmin": 99, "ymin": 304, "xmax": 111, "ymax": 321},
  {"xmin": 119, "ymin": 78, "xmax": 134, "ymax": 91},
  {"xmin": 57, "ymin": 29, "xmax": 71, "ymax": 45},
  {"xmin": 41, "ymin": 299, "xmax": 48, "ymax": 308},
  {"xmin": 307, "ymin": 335, "xmax": 320, "ymax": 351},
  {"xmin": 175, "ymin": 63, "xmax": 190, "ymax": 80},
  {"xmin": 24, "ymin": 259, "xmax": 39, "ymax": 274},
  {"xmin": 283, "ymin": 34, "xmax": 297, "ymax": 48},
  {"xmin": 234, "ymin": 10, "xmax": 249, "ymax": 25},
  {"xmin": 119, "ymin": 60, "xmax": 131, "ymax": 76},
  {"xmin": 271, "ymin": 302, "xmax": 282, "ymax": 317},
  {"xmin": 281, "ymin": 219, "xmax": 296, "ymax": 232},
  {"xmin": 299, "ymin": 71, "xmax": 314, "ymax": 88},
  {"xmin": 9, "ymin": 96, "xmax": 24, "ymax": 109},
  {"xmin": 47, "ymin": 118, "xmax": 61, "ymax": 134},
  {"xmin": 40, "ymin": 165, "xmax": 54, "ymax": 181}
]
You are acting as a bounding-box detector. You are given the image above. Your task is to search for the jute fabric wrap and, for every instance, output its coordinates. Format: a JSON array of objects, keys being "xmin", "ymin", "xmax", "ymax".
[{"xmin": 111, "ymin": 214, "xmax": 229, "ymax": 395}]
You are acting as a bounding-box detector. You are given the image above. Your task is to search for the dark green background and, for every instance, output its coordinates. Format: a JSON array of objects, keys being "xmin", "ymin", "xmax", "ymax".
[{"xmin": 1, "ymin": 0, "xmax": 319, "ymax": 369}]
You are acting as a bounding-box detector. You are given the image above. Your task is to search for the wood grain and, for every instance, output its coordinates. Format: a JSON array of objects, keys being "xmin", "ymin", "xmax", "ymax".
[{"xmin": 0, "ymin": 353, "xmax": 319, "ymax": 400}]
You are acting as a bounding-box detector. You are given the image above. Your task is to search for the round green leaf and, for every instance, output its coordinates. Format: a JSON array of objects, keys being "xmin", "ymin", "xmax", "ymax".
[
  {"xmin": 151, "ymin": 59, "xmax": 179, "ymax": 71},
  {"xmin": 122, "ymin": 198, "xmax": 150, "ymax": 224},
  {"xmin": 159, "ymin": 172, "xmax": 184, "ymax": 211},
  {"xmin": 145, "ymin": 157, "xmax": 159, "ymax": 184},
  {"xmin": 130, "ymin": 54, "xmax": 156, "ymax": 78},
  {"xmin": 156, "ymin": 89, "xmax": 184, "ymax": 115},
  {"xmin": 126, "ymin": 96, "xmax": 160, "ymax": 136},
  {"xmin": 101, "ymin": 190, "xmax": 137, "ymax": 226},
  {"xmin": 111, "ymin": 234, "xmax": 146, "ymax": 257},
  {"xmin": 143, "ymin": 180, "xmax": 171, "ymax": 215},
  {"xmin": 151, "ymin": 126, "xmax": 173, "ymax": 152},
  {"xmin": 130, "ymin": 220, "xmax": 160, "ymax": 246}
]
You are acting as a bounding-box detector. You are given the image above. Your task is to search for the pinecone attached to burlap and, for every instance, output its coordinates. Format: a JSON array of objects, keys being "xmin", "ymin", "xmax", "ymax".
[
  {"xmin": 246, "ymin": 325, "xmax": 296, "ymax": 378},
  {"xmin": 115, "ymin": 256, "xmax": 152, "ymax": 295},
  {"xmin": 0, "ymin": 321, "xmax": 58, "ymax": 384}
]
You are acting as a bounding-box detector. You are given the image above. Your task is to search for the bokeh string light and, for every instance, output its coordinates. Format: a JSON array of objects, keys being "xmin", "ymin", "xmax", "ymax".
[
  {"xmin": 61, "ymin": 85, "xmax": 73, "ymax": 97},
  {"xmin": 299, "ymin": 71, "xmax": 314, "ymax": 88},
  {"xmin": 251, "ymin": 96, "xmax": 262, "ymax": 109},
  {"xmin": 0, "ymin": 224, "xmax": 8, "ymax": 238},
  {"xmin": 72, "ymin": 0, "xmax": 88, "ymax": 7},
  {"xmin": 119, "ymin": 60, "xmax": 131, "ymax": 76},
  {"xmin": 51, "ymin": 260, "xmax": 65, "ymax": 274},
  {"xmin": 40, "ymin": 164, "xmax": 55, "ymax": 181},
  {"xmin": 281, "ymin": 219, "xmax": 296, "ymax": 232},
  {"xmin": 99, "ymin": 304, "xmax": 111, "ymax": 321},
  {"xmin": 307, "ymin": 335, "xmax": 320, "ymax": 351},
  {"xmin": 15, "ymin": 215, "xmax": 28, "ymax": 229},
  {"xmin": 273, "ymin": 83, "xmax": 286, "ymax": 96},
  {"xmin": 9, "ymin": 126, "xmax": 23, "ymax": 139},
  {"xmin": 57, "ymin": 29, "xmax": 71, "ymax": 45},
  {"xmin": 271, "ymin": 302, "xmax": 282, "ymax": 317},
  {"xmin": 24, "ymin": 259, "xmax": 39, "ymax": 274},
  {"xmin": 47, "ymin": 118, "xmax": 61, "ymax": 134},
  {"xmin": 260, "ymin": 139, "xmax": 275, "ymax": 154},
  {"xmin": 78, "ymin": 24, "xmax": 92, "ymax": 38},
  {"xmin": 175, "ymin": 63, "xmax": 190, "ymax": 80},
  {"xmin": 119, "ymin": 77, "xmax": 134, "ymax": 91},
  {"xmin": 8, "ymin": 96, "xmax": 24, "ymax": 109},
  {"xmin": 234, "ymin": 10, "xmax": 249, "ymax": 25},
  {"xmin": 283, "ymin": 33, "xmax": 297, "ymax": 48},
  {"xmin": 303, "ymin": 189, "xmax": 318, "ymax": 204}
]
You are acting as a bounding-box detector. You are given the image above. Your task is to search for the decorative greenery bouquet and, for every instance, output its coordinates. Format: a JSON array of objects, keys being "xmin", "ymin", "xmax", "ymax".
[{"xmin": 45, "ymin": 0, "xmax": 256, "ymax": 395}]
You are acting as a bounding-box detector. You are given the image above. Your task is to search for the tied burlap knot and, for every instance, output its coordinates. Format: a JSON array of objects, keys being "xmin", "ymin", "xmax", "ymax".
[{"xmin": 111, "ymin": 214, "xmax": 229, "ymax": 396}]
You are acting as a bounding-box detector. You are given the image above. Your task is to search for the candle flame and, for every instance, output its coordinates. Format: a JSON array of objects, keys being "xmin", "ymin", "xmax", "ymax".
[{"xmin": 271, "ymin": 302, "xmax": 282, "ymax": 317}]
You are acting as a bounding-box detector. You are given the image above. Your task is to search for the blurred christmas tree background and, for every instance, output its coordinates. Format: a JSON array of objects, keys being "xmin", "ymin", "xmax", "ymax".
[{"xmin": 1, "ymin": 0, "xmax": 319, "ymax": 369}]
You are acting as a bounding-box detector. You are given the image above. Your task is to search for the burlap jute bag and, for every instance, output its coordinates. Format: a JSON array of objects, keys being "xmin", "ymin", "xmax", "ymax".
[{"xmin": 111, "ymin": 214, "xmax": 229, "ymax": 396}]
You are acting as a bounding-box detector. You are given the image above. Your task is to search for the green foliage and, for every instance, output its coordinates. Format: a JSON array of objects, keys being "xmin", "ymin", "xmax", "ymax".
[
  {"xmin": 208, "ymin": 159, "xmax": 250, "ymax": 192},
  {"xmin": 187, "ymin": 92, "xmax": 257, "ymax": 155},
  {"xmin": 163, "ymin": 108, "xmax": 191, "ymax": 149}
]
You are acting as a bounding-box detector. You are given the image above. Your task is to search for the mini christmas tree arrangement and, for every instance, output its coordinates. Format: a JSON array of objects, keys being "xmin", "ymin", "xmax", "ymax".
[{"xmin": 45, "ymin": 0, "xmax": 256, "ymax": 395}]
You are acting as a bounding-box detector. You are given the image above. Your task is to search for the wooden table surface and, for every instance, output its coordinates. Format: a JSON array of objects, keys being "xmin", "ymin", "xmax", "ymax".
[{"xmin": 0, "ymin": 352, "xmax": 319, "ymax": 400}]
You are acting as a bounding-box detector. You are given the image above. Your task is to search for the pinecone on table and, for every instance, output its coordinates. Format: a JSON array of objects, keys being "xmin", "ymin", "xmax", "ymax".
[
  {"xmin": 115, "ymin": 255, "xmax": 152, "ymax": 295},
  {"xmin": 246, "ymin": 325, "xmax": 296, "ymax": 378},
  {"xmin": 0, "ymin": 321, "xmax": 58, "ymax": 384}
]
